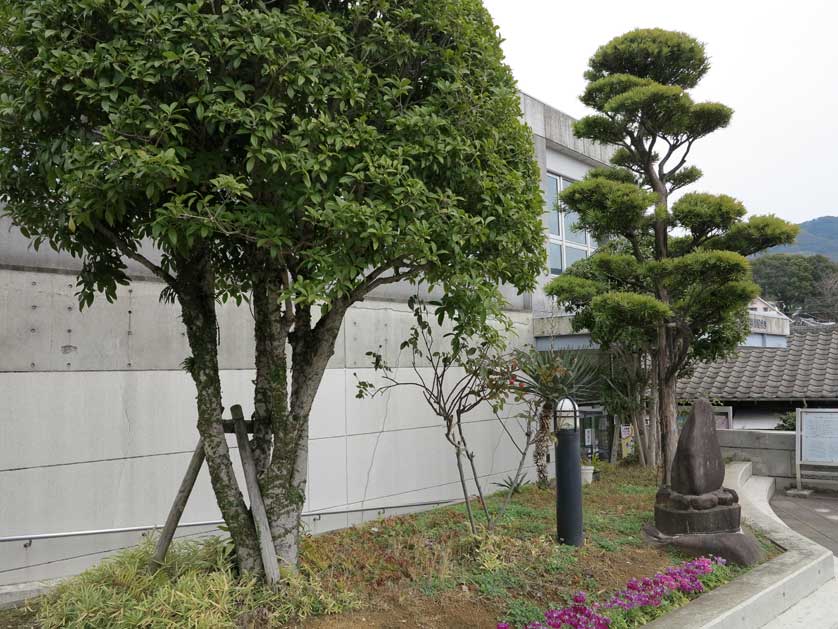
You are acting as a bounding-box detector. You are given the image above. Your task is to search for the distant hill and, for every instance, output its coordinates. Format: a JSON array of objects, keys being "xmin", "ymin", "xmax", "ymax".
[{"xmin": 766, "ymin": 216, "xmax": 838, "ymax": 260}]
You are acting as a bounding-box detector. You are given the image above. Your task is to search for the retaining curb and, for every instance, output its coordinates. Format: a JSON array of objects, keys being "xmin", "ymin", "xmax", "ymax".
[
  {"xmin": 646, "ymin": 461, "xmax": 835, "ymax": 628},
  {"xmin": 0, "ymin": 578, "xmax": 63, "ymax": 610}
]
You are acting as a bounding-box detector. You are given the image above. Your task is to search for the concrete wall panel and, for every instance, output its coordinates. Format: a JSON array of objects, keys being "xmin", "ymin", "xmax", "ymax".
[{"xmin": 0, "ymin": 370, "xmax": 256, "ymax": 469}]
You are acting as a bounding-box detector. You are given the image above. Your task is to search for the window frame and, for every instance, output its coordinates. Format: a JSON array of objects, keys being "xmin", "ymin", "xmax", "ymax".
[{"xmin": 545, "ymin": 172, "xmax": 596, "ymax": 277}]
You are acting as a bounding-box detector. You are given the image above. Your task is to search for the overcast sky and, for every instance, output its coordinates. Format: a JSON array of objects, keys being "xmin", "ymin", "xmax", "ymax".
[{"xmin": 483, "ymin": 0, "xmax": 838, "ymax": 224}]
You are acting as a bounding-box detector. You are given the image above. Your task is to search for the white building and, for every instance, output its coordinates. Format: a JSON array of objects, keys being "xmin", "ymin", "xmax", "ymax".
[{"xmin": 0, "ymin": 93, "xmax": 610, "ymax": 585}]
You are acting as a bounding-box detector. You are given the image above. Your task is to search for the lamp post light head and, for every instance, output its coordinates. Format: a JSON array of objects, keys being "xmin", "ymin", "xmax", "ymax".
[{"xmin": 555, "ymin": 397, "xmax": 579, "ymax": 433}]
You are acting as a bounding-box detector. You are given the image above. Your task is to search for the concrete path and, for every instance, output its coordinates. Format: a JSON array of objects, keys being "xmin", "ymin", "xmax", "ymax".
[
  {"xmin": 767, "ymin": 493, "xmax": 838, "ymax": 628},
  {"xmin": 771, "ymin": 493, "xmax": 838, "ymax": 555}
]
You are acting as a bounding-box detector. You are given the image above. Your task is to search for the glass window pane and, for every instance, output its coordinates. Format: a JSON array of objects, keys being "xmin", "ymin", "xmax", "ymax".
[
  {"xmin": 545, "ymin": 175, "xmax": 560, "ymax": 236},
  {"xmin": 565, "ymin": 245, "xmax": 588, "ymax": 268},
  {"xmin": 563, "ymin": 211, "xmax": 587, "ymax": 245},
  {"xmin": 548, "ymin": 242, "xmax": 563, "ymax": 275},
  {"xmin": 560, "ymin": 176, "xmax": 575, "ymax": 190}
]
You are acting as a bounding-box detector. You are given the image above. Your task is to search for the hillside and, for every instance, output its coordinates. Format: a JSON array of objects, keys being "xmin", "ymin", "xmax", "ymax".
[{"xmin": 767, "ymin": 216, "xmax": 838, "ymax": 260}]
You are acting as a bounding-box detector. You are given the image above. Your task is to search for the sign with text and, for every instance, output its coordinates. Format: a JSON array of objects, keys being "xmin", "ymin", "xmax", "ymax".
[
  {"xmin": 800, "ymin": 410, "xmax": 838, "ymax": 463},
  {"xmin": 796, "ymin": 409, "xmax": 838, "ymax": 489}
]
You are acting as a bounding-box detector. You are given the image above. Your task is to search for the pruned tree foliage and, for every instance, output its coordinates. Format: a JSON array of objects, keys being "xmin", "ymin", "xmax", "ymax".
[
  {"xmin": 0, "ymin": 0, "xmax": 545, "ymax": 576},
  {"xmin": 546, "ymin": 29, "xmax": 798, "ymax": 484}
]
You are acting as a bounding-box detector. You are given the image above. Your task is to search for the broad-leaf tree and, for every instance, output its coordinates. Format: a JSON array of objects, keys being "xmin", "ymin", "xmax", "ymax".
[
  {"xmin": 0, "ymin": 0, "xmax": 545, "ymax": 575},
  {"xmin": 752, "ymin": 253, "xmax": 838, "ymax": 316},
  {"xmin": 546, "ymin": 29, "xmax": 797, "ymax": 483}
]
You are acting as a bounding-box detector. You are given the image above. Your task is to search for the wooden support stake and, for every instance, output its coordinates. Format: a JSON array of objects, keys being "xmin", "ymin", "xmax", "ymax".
[
  {"xmin": 231, "ymin": 404, "xmax": 280, "ymax": 586},
  {"xmin": 150, "ymin": 437, "xmax": 205, "ymax": 569}
]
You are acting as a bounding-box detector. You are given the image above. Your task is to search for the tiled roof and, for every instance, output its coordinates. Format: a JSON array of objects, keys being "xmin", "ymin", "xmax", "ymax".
[{"xmin": 679, "ymin": 326, "xmax": 838, "ymax": 402}]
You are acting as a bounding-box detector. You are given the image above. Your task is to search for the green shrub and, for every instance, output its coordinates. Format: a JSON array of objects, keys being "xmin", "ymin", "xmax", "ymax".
[{"xmin": 37, "ymin": 537, "xmax": 358, "ymax": 628}]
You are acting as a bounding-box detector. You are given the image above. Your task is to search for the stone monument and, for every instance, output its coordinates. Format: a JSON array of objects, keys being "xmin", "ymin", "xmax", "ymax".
[{"xmin": 645, "ymin": 399, "xmax": 763, "ymax": 565}]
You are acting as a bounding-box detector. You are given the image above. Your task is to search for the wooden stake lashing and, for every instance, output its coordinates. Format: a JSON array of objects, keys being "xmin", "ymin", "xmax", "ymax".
[
  {"xmin": 150, "ymin": 437, "xmax": 205, "ymax": 569},
  {"xmin": 231, "ymin": 404, "xmax": 280, "ymax": 586},
  {"xmin": 149, "ymin": 414, "xmax": 267, "ymax": 576}
]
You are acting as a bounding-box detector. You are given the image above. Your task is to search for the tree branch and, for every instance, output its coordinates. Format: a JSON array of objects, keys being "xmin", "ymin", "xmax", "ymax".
[{"xmin": 93, "ymin": 221, "xmax": 178, "ymax": 286}]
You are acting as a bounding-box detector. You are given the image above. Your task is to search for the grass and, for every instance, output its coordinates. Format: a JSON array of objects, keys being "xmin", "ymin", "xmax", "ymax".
[{"xmin": 0, "ymin": 464, "xmax": 771, "ymax": 628}]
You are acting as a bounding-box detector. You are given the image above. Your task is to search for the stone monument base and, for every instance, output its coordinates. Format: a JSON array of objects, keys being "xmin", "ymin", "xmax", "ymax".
[
  {"xmin": 644, "ymin": 523, "xmax": 764, "ymax": 566},
  {"xmin": 654, "ymin": 502, "xmax": 741, "ymax": 536}
]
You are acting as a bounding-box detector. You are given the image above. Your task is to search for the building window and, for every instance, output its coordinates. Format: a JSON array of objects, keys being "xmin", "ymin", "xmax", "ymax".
[
  {"xmin": 565, "ymin": 245, "xmax": 588, "ymax": 267},
  {"xmin": 545, "ymin": 172, "xmax": 596, "ymax": 277},
  {"xmin": 563, "ymin": 210, "xmax": 587, "ymax": 245},
  {"xmin": 548, "ymin": 242, "xmax": 563, "ymax": 275},
  {"xmin": 545, "ymin": 174, "xmax": 560, "ymax": 236}
]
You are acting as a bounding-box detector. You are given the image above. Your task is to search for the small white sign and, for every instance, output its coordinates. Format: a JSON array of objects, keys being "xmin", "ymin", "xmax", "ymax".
[{"xmin": 584, "ymin": 428, "xmax": 593, "ymax": 446}]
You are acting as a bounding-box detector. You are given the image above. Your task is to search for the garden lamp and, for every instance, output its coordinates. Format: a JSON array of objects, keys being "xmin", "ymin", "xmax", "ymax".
[{"xmin": 554, "ymin": 397, "xmax": 583, "ymax": 546}]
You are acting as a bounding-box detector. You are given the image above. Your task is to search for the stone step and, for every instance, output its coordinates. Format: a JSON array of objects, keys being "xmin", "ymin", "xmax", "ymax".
[{"xmin": 762, "ymin": 561, "xmax": 838, "ymax": 629}]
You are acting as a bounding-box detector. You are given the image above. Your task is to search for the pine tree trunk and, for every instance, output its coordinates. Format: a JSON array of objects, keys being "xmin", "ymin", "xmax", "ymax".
[
  {"xmin": 177, "ymin": 259, "xmax": 262, "ymax": 575},
  {"xmin": 657, "ymin": 327, "xmax": 678, "ymax": 486},
  {"xmin": 648, "ymin": 363, "xmax": 661, "ymax": 469}
]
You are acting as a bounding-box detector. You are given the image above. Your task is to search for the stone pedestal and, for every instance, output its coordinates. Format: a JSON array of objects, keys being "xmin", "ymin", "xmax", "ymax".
[
  {"xmin": 654, "ymin": 503, "xmax": 741, "ymax": 535},
  {"xmin": 646, "ymin": 399, "xmax": 764, "ymax": 566}
]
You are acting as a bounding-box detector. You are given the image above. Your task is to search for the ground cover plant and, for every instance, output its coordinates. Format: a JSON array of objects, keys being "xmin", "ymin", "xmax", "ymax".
[{"xmin": 0, "ymin": 464, "xmax": 772, "ymax": 628}]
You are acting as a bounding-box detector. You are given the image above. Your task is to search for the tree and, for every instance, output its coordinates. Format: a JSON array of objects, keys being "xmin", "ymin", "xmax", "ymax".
[
  {"xmin": 0, "ymin": 0, "xmax": 545, "ymax": 575},
  {"xmin": 601, "ymin": 347, "xmax": 658, "ymax": 467},
  {"xmin": 752, "ymin": 254, "xmax": 837, "ymax": 315},
  {"xmin": 357, "ymin": 298, "xmax": 517, "ymax": 535},
  {"xmin": 546, "ymin": 29, "xmax": 798, "ymax": 484}
]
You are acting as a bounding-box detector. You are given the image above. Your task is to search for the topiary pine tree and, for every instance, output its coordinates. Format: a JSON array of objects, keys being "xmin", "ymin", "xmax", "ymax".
[
  {"xmin": 546, "ymin": 29, "xmax": 798, "ymax": 484},
  {"xmin": 0, "ymin": 0, "xmax": 545, "ymax": 575}
]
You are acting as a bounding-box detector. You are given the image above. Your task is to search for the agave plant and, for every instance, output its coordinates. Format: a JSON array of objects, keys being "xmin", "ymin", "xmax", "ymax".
[{"xmin": 511, "ymin": 347, "xmax": 602, "ymax": 486}]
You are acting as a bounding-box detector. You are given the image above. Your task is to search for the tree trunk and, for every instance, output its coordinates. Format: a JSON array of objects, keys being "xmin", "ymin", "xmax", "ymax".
[
  {"xmin": 657, "ymin": 328, "xmax": 678, "ymax": 486},
  {"xmin": 630, "ymin": 414, "xmax": 647, "ymax": 467},
  {"xmin": 533, "ymin": 400, "xmax": 553, "ymax": 487},
  {"xmin": 648, "ymin": 361, "xmax": 660, "ymax": 469},
  {"xmin": 261, "ymin": 302, "xmax": 346, "ymax": 566},
  {"xmin": 251, "ymin": 273, "xmax": 289, "ymax": 478},
  {"xmin": 457, "ymin": 418, "xmax": 492, "ymax": 529},
  {"xmin": 455, "ymin": 445, "xmax": 477, "ymax": 534},
  {"xmin": 177, "ymin": 259, "xmax": 262, "ymax": 575}
]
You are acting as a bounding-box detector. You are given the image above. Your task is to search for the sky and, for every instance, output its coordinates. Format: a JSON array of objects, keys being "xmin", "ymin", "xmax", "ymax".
[{"xmin": 482, "ymin": 0, "xmax": 838, "ymax": 224}]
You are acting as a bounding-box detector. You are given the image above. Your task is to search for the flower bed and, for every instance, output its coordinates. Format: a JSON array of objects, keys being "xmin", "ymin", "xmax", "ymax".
[{"xmin": 498, "ymin": 556, "xmax": 732, "ymax": 629}]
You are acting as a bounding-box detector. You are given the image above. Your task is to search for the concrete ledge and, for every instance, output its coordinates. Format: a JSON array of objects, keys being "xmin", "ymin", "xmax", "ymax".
[
  {"xmin": 646, "ymin": 461, "xmax": 835, "ymax": 628},
  {"xmin": 0, "ymin": 578, "xmax": 62, "ymax": 610}
]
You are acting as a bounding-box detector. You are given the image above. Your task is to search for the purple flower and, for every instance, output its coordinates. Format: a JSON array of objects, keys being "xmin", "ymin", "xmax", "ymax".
[{"xmin": 526, "ymin": 556, "xmax": 722, "ymax": 628}]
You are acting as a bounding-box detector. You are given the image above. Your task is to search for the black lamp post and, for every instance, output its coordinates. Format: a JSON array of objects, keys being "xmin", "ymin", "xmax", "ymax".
[{"xmin": 554, "ymin": 397, "xmax": 583, "ymax": 546}]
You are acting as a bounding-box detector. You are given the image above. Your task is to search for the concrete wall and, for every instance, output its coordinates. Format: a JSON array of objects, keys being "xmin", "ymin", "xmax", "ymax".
[
  {"xmin": 0, "ymin": 268, "xmax": 536, "ymax": 586},
  {"xmin": 718, "ymin": 429, "xmax": 796, "ymax": 489}
]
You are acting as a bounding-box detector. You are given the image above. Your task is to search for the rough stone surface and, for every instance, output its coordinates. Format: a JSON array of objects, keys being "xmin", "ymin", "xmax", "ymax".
[
  {"xmin": 654, "ymin": 502, "xmax": 741, "ymax": 536},
  {"xmin": 644, "ymin": 524, "xmax": 765, "ymax": 566},
  {"xmin": 671, "ymin": 399, "xmax": 725, "ymax": 496}
]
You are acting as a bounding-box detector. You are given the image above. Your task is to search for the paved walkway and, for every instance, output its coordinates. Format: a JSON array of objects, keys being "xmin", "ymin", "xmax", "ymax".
[
  {"xmin": 766, "ymin": 493, "xmax": 838, "ymax": 629},
  {"xmin": 770, "ymin": 492, "xmax": 838, "ymax": 555}
]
